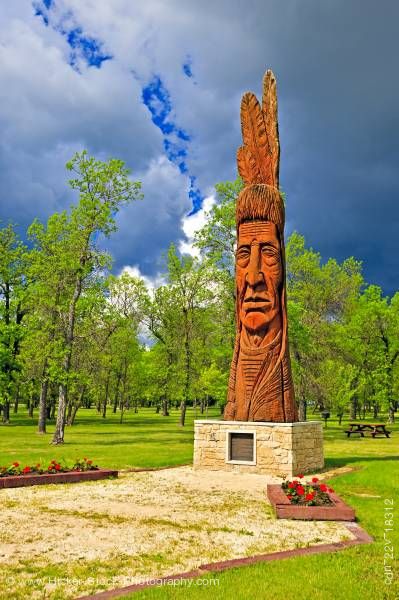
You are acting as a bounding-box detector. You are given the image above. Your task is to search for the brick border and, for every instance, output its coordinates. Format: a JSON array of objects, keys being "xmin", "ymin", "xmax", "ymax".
[
  {"xmin": 76, "ymin": 522, "xmax": 372, "ymax": 599},
  {"xmin": 0, "ymin": 469, "xmax": 118, "ymax": 489},
  {"xmin": 266, "ymin": 484, "xmax": 356, "ymax": 521}
]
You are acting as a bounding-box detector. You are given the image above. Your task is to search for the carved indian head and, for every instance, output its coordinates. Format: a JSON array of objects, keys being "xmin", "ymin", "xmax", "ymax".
[{"xmin": 224, "ymin": 71, "xmax": 298, "ymax": 423}]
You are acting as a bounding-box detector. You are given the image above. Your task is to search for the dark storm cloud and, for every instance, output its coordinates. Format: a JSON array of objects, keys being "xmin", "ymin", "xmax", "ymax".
[{"xmin": 0, "ymin": 1, "xmax": 398, "ymax": 293}]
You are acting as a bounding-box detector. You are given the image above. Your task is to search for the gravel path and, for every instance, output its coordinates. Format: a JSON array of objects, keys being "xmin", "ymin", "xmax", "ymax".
[{"xmin": 0, "ymin": 466, "xmax": 354, "ymax": 599}]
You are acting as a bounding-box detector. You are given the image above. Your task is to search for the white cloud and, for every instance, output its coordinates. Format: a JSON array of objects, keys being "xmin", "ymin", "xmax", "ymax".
[
  {"xmin": 119, "ymin": 264, "xmax": 164, "ymax": 295},
  {"xmin": 179, "ymin": 195, "xmax": 216, "ymax": 257},
  {"xmin": 1, "ymin": 1, "xmax": 398, "ymax": 293}
]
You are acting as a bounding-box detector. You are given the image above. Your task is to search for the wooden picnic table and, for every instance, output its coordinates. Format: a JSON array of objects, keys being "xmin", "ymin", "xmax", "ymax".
[{"xmin": 345, "ymin": 422, "xmax": 391, "ymax": 438}]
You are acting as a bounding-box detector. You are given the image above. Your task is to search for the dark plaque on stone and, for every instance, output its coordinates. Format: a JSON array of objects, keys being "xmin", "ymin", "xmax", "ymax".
[{"xmin": 229, "ymin": 432, "xmax": 254, "ymax": 462}]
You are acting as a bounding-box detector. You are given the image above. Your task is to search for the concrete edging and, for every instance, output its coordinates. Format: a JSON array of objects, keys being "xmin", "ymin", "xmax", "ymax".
[{"xmin": 76, "ymin": 522, "xmax": 372, "ymax": 599}]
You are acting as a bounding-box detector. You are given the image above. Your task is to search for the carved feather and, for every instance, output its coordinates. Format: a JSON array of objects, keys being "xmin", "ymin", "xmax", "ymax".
[
  {"xmin": 237, "ymin": 146, "xmax": 261, "ymax": 185},
  {"xmin": 240, "ymin": 92, "xmax": 271, "ymax": 184},
  {"xmin": 237, "ymin": 70, "xmax": 280, "ymax": 188},
  {"xmin": 262, "ymin": 70, "xmax": 280, "ymax": 188}
]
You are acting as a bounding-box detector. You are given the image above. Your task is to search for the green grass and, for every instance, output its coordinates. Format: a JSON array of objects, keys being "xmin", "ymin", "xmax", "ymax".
[
  {"xmin": 1, "ymin": 408, "xmax": 398, "ymax": 599},
  {"xmin": 128, "ymin": 416, "xmax": 398, "ymax": 600},
  {"xmin": 0, "ymin": 406, "xmax": 218, "ymax": 469}
]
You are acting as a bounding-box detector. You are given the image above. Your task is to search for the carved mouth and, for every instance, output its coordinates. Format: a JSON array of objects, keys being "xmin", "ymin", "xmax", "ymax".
[{"xmin": 244, "ymin": 299, "xmax": 270, "ymax": 311}]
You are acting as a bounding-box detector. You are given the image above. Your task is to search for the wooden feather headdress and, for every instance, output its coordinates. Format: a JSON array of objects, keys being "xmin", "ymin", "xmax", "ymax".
[{"xmin": 236, "ymin": 70, "xmax": 284, "ymax": 233}]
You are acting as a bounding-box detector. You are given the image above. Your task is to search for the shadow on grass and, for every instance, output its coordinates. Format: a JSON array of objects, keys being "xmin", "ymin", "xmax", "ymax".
[{"xmin": 324, "ymin": 456, "xmax": 399, "ymax": 469}]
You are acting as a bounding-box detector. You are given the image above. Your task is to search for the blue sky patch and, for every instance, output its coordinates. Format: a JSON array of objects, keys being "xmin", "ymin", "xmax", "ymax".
[
  {"xmin": 142, "ymin": 75, "xmax": 204, "ymax": 213},
  {"xmin": 33, "ymin": 1, "xmax": 112, "ymax": 69},
  {"xmin": 182, "ymin": 56, "xmax": 193, "ymax": 78},
  {"xmin": 66, "ymin": 27, "xmax": 112, "ymax": 68},
  {"xmin": 188, "ymin": 176, "xmax": 203, "ymax": 214},
  {"xmin": 33, "ymin": 1, "xmax": 49, "ymax": 26}
]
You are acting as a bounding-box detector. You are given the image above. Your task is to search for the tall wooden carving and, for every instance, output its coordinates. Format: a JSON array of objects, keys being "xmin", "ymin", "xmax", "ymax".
[{"xmin": 224, "ymin": 70, "xmax": 298, "ymax": 423}]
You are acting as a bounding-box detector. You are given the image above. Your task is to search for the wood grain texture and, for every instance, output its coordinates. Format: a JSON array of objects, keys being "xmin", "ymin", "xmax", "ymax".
[{"xmin": 237, "ymin": 70, "xmax": 279, "ymax": 187}]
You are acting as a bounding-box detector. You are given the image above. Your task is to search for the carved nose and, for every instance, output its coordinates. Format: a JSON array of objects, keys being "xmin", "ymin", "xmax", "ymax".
[{"xmin": 246, "ymin": 246, "xmax": 263, "ymax": 287}]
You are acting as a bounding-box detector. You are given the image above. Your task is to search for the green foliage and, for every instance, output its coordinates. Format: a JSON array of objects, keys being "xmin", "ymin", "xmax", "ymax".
[{"xmin": 0, "ymin": 170, "xmax": 398, "ymax": 430}]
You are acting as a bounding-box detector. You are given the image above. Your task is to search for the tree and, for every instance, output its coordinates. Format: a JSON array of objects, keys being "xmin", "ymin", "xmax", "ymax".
[
  {"xmin": 0, "ymin": 224, "xmax": 28, "ymax": 423},
  {"xmin": 28, "ymin": 151, "xmax": 142, "ymax": 443}
]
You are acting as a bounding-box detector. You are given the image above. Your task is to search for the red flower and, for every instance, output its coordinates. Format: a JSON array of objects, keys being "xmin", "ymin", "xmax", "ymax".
[
  {"xmin": 22, "ymin": 466, "xmax": 31, "ymax": 474},
  {"xmin": 288, "ymin": 482, "xmax": 296, "ymax": 489},
  {"xmin": 312, "ymin": 477, "xmax": 319, "ymax": 483},
  {"xmin": 305, "ymin": 492, "xmax": 315, "ymax": 501},
  {"xmin": 54, "ymin": 464, "xmax": 61, "ymax": 471},
  {"xmin": 319, "ymin": 483, "xmax": 328, "ymax": 492},
  {"xmin": 87, "ymin": 460, "xmax": 92, "ymax": 465},
  {"xmin": 296, "ymin": 474, "xmax": 304, "ymax": 479},
  {"xmin": 13, "ymin": 462, "xmax": 19, "ymax": 467},
  {"xmin": 328, "ymin": 487, "xmax": 334, "ymax": 493},
  {"xmin": 296, "ymin": 485, "xmax": 305, "ymax": 496},
  {"xmin": 287, "ymin": 494, "xmax": 293, "ymax": 501}
]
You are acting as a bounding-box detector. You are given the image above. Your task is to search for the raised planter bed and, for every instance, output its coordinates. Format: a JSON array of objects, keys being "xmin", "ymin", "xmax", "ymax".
[
  {"xmin": 0, "ymin": 469, "xmax": 118, "ymax": 489},
  {"xmin": 267, "ymin": 484, "xmax": 355, "ymax": 521}
]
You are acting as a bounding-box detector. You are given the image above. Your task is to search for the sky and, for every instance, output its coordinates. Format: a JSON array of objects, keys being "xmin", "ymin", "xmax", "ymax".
[{"xmin": 0, "ymin": 1, "xmax": 398, "ymax": 294}]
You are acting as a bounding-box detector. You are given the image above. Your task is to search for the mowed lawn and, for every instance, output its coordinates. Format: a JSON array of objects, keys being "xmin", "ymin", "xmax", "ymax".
[
  {"xmin": 0, "ymin": 406, "xmax": 214, "ymax": 469},
  {"xmin": 1, "ymin": 408, "xmax": 398, "ymax": 599}
]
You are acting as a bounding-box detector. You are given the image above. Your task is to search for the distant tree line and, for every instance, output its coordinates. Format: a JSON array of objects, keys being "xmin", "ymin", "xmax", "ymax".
[{"xmin": 0, "ymin": 156, "xmax": 398, "ymax": 442}]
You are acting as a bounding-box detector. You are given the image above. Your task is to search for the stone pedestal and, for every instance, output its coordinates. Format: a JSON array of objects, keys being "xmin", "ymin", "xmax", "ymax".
[{"xmin": 193, "ymin": 420, "xmax": 324, "ymax": 477}]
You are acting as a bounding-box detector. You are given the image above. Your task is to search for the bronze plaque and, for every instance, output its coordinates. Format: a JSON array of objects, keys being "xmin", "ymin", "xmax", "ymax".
[{"xmin": 229, "ymin": 432, "xmax": 254, "ymax": 462}]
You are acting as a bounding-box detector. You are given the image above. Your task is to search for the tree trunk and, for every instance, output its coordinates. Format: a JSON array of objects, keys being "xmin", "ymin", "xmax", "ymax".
[
  {"xmin": 13, "ymin": 387, "xmax": 19, "ymax": 413},
  {"xmin": 66, "ymin": 401, "xmax": 73, "ymax": 424},
  {"xmin": 388, "ymin": 404, "xmax": 395, "ymax": 424},
  {"xmin": 162, "ymin": 398, "xmax": 169, "ymax": 416},
  {"xmin": 180, "ymin": 307, "xmax": 191, "ymax": 427},
  {"xmin": 119, "ymin": 360, "xmax": 128, "ymax": 424},
  {"xmin": 350, "ymin": 395, "xmax": 357, "ymax": 420},
  {"xmin": 52, "ymin": 383, "xmax": 68, "ymax": 444},
  {"xmin": 179, "ymin": 400, "xmax": 186, "ymax": 427},
  {"xmin": 2, "ymin": 401, "xmax": 10, "ymax": 424},
  {"xmin": 102, "ymin": 373, "xmax": 110, "ymax": 418},
  {"xmin": 298, "ymin": 398, "xmax": 307, "ymax": 421},
  {"xmin": 52, "ymin": 268, "xmax": 83, "ymax": 444},
  {"xmin": 28, "ymin": 398, "xmax": 34, "ymax": 418},
  {"xmin": 113, "ymin": 370, "xmax": 122, "ymax": 413},
  {"xmin": 38, "ymin": 374, "xmax": 49, "ymax": 433},
  {"xmin": 68, "ymin": 403, "xmax": 80, "ymax": 426},
  {"xmin": 373, "ymin": 404, "xmax": 378, "ymax": 419}
]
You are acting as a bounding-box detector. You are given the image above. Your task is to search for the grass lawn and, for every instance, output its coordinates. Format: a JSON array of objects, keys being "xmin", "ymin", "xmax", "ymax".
[
  {"xmin": 1, "ymin": 407, "xmax": 398, "ymax": 599},
  {"xmin": 0, "ymin": 406, "xmax": 214, "ymax": 470}
]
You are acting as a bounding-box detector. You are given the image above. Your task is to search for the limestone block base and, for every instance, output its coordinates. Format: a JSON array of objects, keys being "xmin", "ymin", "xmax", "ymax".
[{"xmin": 193, "ymin": 420, "xmax": 324, "ymax": 477}]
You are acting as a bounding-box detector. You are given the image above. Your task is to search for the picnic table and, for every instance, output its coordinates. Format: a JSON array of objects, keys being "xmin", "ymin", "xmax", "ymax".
[{"xmin": 345, "ymin": 422, "xmax": 391, "ymax": 438}]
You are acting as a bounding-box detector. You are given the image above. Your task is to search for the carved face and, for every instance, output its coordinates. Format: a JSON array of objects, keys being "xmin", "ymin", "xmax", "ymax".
[{"xmin": 236, "ymin": 221, "xmax": 282, "ymax": 336}]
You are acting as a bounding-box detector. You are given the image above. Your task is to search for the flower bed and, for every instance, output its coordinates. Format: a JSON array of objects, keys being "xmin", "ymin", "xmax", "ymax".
[
  {"xmin": 282, "ymin": 476, "xmax": 335, "ymax": 506},
  {"xmin": 0, "ymin": 458, "xmax": 118, "ymax": 489},
  {"xmin": 267, "ymin": 476, "xmax": 355, "ymax": 521}
]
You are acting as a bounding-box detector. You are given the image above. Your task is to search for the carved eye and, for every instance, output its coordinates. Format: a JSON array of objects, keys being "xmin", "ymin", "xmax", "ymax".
[
  {"xmin": 236, "ymin": 247, "xmax": 250, "ymax": 265},
  {"xmin": 261, "ymin": 246, "xmax": 274, "ymax": 256},
  {"xmin": 261, "ymin": 245, "xmax": 279, "ymax": 265}
]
